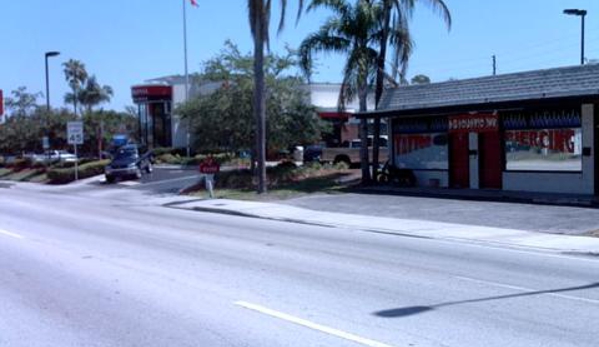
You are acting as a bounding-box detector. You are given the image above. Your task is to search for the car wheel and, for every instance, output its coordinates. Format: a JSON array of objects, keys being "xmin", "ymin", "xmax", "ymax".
[{"xmin": 105, "ymin": 175, "xmax": 115, "ymax": 184}]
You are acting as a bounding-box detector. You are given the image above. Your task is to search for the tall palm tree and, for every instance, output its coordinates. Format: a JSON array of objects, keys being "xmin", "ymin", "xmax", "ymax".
[
  {"xmin": 248, "ymin": 0, "xmax": 304, "ymax": 194},
  {"xmin": 371, "ymin": 0, "xmax": 451, "ymax": 180},
  {"xmin": 78, "ymin": 75, "xmax": 113, "ymax": 158},
  {"xmin": 62, "ymin": 59, "xmax": 88, "ymax": 115},
  {"xmin": 300, "ymin": 0, "xmax": 388, "ymax": 182},
  {"xmin": 78, "ymin": 75, "xmax": 113, "ymax": 113}
]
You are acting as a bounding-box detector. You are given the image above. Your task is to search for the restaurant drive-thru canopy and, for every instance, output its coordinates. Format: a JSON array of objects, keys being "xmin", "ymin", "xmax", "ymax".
[{"xmin": 361, "ymin": 64, "xmax": 599, "ymax": 196}]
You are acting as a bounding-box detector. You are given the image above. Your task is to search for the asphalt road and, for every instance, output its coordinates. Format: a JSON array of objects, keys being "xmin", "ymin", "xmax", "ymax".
[{"xmin": 1, "ymin": 184, "xmax": 599, "ymax": 347}]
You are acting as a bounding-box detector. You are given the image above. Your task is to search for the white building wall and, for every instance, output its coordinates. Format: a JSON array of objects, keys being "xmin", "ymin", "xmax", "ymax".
[
  {"xmin": 412, "ymin": 171, "xmax": 449, "ymax": 188},
  {"xmin": 469, "ymin": 133, "xmax": 479, "ymax": 189},
  {"xmin": 171, "ymin": 84, "xmax": 188, "ymax": 149},
  {"xmin": 503, "ymin": 104, "xmax": 595, "ymax": 195}
]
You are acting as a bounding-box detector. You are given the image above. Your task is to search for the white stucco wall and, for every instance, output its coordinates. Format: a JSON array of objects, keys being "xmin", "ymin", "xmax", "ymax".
[
  {"xmin": 412, "ymin": 170, "xmax": 449, "ymax": 188},
  {"xmin": 503, "ymin": 104, "xmax": 595, "ymax": 195},
  {"xmin": 171, "ymin": 84, "xmax": 188, "ymax": 149}
]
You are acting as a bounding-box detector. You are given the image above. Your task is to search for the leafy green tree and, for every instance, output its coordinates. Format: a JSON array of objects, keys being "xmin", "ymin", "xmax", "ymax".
[
  {"xmin": 81, "ymin": 110, "xmax": 138, "ymax": 157},
  {"xmin": 63, "ymin": 59, "xmax": 89, "ymax": 115},
  {"xmin": 178, "ymin": 42, "xmax": 327, "ymax": 157},
  {"xmin": 300, "ymin": 0, "xmax": 383, "ymax": 182},
  {"xmin": 247, "ymin": 0, "xmax": 304, "ymax": 193},
  {"xmin": 411, "ymin": 74, "xmax": 431, "ymax": 84},
  {"xmin": 4, "ymin": 86, "xmax": 42, "ymax": 117},
  {"xmin": 0, "ymin": 87, "xmax": 44, "ymax": 154}
]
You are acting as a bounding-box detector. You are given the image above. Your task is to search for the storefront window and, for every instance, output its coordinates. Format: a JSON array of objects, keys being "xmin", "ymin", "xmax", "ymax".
[
  {"xmin": 393, "ymin": 117, "xmax": 448, "ymax": 170},
  {"xmin": 503, "ymin": 109, "xmax": 582, "ymax": 172},
  {"xmin": 395, "ymin": 133, "xmax": 449, "ymax": 170}
]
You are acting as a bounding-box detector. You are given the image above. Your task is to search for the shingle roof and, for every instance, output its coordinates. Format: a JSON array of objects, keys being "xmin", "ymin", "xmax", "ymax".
[{"xmin": 379, "ymin": 64, "xmax": 599, "ymax": 112}]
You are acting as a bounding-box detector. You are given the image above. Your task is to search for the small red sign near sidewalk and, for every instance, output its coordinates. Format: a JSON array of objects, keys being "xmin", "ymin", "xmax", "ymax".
[
  {"xmin": 449, "ymin": 114, "xmax": 499, "ymax": 133},
  {"xmin": 199, "ymin": 158, "xmax": 220, "ymax": 174}
]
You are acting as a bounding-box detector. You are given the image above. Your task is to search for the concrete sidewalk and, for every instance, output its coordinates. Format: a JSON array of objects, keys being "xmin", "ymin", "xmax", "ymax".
[{"xmin": 168, "ymin": 198, "xmax": 599, "ymax": 255}]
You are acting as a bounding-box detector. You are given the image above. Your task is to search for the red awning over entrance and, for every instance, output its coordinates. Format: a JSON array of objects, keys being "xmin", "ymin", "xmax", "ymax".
[{"xmin": 131, "ymin": 85, "xmax": 173, "ymax": 103}]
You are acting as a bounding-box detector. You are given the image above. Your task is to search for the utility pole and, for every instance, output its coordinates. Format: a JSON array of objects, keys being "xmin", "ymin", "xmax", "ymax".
[
  {"xmin": 182, "ymin": 0, "xmax": 191, "ymax": 157},
  {"xmin": 492, "ymin": 55, "xmax": 497, "ymax": 76}
]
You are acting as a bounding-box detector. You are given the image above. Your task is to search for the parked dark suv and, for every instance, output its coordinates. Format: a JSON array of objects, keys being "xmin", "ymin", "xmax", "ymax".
[{"xmin": 104, "ymin": 144, "xmax": 153, "ymax": 183}]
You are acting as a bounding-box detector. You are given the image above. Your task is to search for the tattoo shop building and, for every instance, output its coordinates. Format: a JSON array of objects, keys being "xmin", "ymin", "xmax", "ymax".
[{"xmin": 364, "ymin": 64, "xmax": 599, "ymax": 195}]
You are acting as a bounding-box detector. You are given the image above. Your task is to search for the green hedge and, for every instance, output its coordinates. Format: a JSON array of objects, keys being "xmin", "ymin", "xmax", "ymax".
[
  {"xmin": 47, "ymin": 160, "xmax": 110, "ymax": 184},
  {"xmin": 154, "ymin": 153, "xmax": 234, "ymax": 166}
]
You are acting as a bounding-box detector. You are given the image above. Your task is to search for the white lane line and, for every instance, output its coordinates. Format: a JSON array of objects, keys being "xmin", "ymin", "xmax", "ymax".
[
  {"xmin": 0, "ymin": 229, "xmax": 24, "ymax": 240},
  {"xmin": 235, "ymin": 301, "xmax": 395, "ymax": 347},
  {"xmin": 118, "ymin": 181, "xmax": 141, "ymax": 186},
  {"xmin": 455, "ymin": 276, "xmax": 599, "ymax": 305}
]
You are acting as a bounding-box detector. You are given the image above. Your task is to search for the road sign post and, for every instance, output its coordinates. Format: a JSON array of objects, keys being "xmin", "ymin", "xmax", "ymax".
[
  {"xmin": 67, "ymin": 121, "xmax": 84, "ymax": 180},
  {"xmin": 199, "ymin": 157, "xmax": 220, "ymax": 199}
]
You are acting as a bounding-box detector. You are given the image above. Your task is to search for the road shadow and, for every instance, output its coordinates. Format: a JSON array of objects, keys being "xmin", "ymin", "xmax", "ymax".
[{"xmin": 374, "ymin": 281, "xmax": 599, "ymax": 318}]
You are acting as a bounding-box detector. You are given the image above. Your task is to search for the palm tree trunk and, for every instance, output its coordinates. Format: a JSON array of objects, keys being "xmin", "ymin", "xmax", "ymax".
[
  {"xmin": 373, "ymin": 0, "xmax": 392, "ymax": 183},
  {"xmin": 74, "ymin": 89, "xmax": 78, "ymax": 116},
  {"xmin": 359, "ymin": 84, "xmax": 371, "ymax": 184},
  {"xmin": 253, "ymin": 6, "xmax": 267, "ymax": 194}
]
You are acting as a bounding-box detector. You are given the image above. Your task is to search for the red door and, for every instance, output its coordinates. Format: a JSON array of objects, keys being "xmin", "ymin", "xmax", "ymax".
[
  {"xmin": 450, "ymin": 133, "xmax": 470, "ymax": 188},
  {"xmin": 479, "ymin": 132, "xmax": 502, "ymax": 189}
]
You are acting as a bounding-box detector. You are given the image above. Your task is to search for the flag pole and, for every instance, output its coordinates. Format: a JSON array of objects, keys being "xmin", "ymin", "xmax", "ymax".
[{"xmin": 183, "ymin": 0, "xmax": 191, "ymax": 157}]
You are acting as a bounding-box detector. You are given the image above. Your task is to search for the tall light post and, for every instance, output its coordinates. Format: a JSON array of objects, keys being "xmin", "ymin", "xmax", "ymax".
[
  {"xmin": 44, "ymin": 51, "xmax": 60, "ymax": 151},
  {"xmin": 563, "ymin": 9, "xmax": 587, "ymax": 65},
  {"xmin": 45, "ymin": 51, "xmax": 60, "ymax": 111}
]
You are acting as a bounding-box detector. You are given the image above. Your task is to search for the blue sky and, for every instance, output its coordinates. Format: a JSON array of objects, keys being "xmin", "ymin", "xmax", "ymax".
[{"xmin": 2, "ymin": 0, "xmax": 599, "ymax": 111}]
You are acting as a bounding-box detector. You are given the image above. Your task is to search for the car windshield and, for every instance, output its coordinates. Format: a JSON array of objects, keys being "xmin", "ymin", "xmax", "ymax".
[{"xmin": 114, "ymin": 147, "xmax": 138, "ymax": 160}]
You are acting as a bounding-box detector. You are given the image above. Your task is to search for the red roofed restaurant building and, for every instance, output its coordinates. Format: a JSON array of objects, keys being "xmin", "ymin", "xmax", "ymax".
[{"xmin": 131, "ymin": 77, "xmax": 375, "ymax": 150}]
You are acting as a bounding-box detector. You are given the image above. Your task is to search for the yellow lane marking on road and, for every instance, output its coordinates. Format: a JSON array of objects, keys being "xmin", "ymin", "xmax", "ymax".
[{"xmin": 235, "ymin": 301, "xmax": 396, "ymax": 347}]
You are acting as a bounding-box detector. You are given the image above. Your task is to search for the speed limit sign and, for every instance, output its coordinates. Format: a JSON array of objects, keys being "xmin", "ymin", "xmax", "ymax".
[{"xmin": 67, "ymin": 121, "xmax": 84, "ymax": 145}]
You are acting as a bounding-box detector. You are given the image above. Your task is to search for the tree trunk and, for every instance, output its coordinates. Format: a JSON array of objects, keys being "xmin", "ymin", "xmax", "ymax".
[
  {"xmin": 253, "ymin": 6, "xmax": 267, "ymax": 194},
  {"xmin": 98, "ymin": 119, "xmax": 104, "ymax": 160},
  {"xmin": 359, "ymin": 85, "xmax": 371, "ymax": 184},
  {"xmin": 373, "ymin": 1, "xmax": 392, "ymax": 183}
]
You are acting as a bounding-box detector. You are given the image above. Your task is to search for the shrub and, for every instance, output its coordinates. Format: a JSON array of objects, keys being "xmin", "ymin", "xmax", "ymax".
[
  {"xmin": 11, "ymin": 158, "xmax": 32, "ymax": 171},
  {"xmin": 154, "ymin": 153, "xmax": 182, "ymax": 165},
  {"xmin": 47, "ymin": 160, "xmax": 110, "ymax": 184},
  {"xmin": 333, "ymin": 161, "xmax": 350, "ymax": 170},
  {"xmin": 215, "ymin": 169, "xmax": 254, "ymax": 189},
  {"xmin": 152, "ymin": 147, "xmax": 175, "ymax": 156}
]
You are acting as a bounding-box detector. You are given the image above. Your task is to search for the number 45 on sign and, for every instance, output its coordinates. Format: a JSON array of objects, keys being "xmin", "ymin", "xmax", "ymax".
[{"xmin": 67, "ymin": 121, "xmax": 84, "ymax": 145}]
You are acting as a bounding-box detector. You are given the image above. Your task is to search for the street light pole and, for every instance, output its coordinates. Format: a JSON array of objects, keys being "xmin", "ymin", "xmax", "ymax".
[
  {"xmin": 44, "ymin": 51, "xmax": 60, "ymax": 152},
  {"xmin": 563, "ymin": 9, "xmax": 587, "ymax": 65},
  {"xmin": 581, "ymin": 12, "xmax": 586, "ymax": 65}
]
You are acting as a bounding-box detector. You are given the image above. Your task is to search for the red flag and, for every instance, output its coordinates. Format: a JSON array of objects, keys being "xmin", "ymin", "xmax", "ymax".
[{"xmin": 189, "ymin": 0, "xmax": 198, "ymax": 7}]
